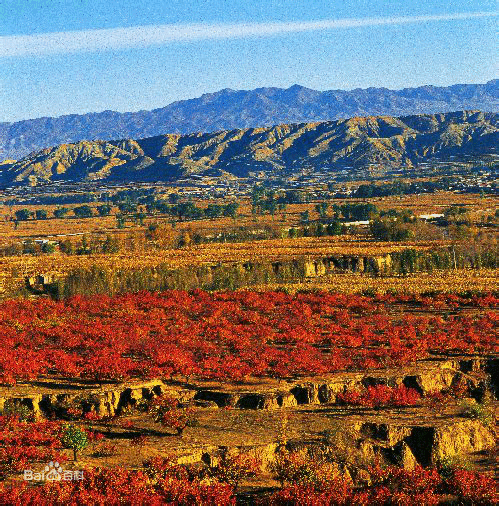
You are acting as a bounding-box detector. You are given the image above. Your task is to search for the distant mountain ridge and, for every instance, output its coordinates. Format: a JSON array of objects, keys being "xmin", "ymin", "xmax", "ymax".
[
  {"xmin": 1, "ymin": 80, "xmax": 498, "ymax": 161},
  {"xmin": 2, "ymin": 111, "xmax": 497, "ymax": 187}
]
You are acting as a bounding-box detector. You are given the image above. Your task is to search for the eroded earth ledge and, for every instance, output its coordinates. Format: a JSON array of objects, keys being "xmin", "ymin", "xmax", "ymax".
[{"xmin": 1, "ymin": 355, "xmax": 496, "ymax": 489}]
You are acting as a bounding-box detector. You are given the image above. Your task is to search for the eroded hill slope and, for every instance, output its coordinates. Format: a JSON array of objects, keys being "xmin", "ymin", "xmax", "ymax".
[{"xmin": 2, "ymin": 110, "xmax": 497, "ymax": 186}]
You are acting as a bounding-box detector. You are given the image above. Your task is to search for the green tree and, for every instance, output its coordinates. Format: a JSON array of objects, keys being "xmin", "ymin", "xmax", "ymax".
[
  {"xmin": 54, "ymin": 207, "xmax": 69, "ymax": 218},
  {"xmin": 15, "ymin": 209, "xmax": 32, "ymax": 221},
  {"xmin": 59, "ymin": 240, "xmax": 74, "ymax": 255},
  {"xmin": 168, "ymin": 193, "xmax": 180, "ymax": 204},
  {"xmin": 117, "ymin": 202, "xmax": 137, "ymax": 214},
  {"xmin": 41, "ymin": 242, "xmax": 56, "ymax": 254},
  {"xmin": 176, "ymin": 202, "xmax": 197, "ymax": 221},
  {"xmin": 300, "ymin": 210, "xmax": 310, "ymax": 224},
  {"xmin": 251, "ymin": 184, "xmax": 265, "ymax": 214},
  {"xmin": 326, "ymin": 220, "xmax": 343, "ymax": 236},
  {"xmin": 96, "ymin": 204, "xmax": 112, "ymax": 216},
  {"xmin": 61, "ymin": 424, "xmax": 88, "ymax": 461},
  {"xmin": 73, "ymin": 205, "xmax": 93, "ymax": 218},
  {"xmin": 283, "ymin": 190, "xmax": 305, "ymax": 204},
  {"xmin": 77, "ymin": 235, "xmax": 92, "ymax": 255},
  {"xmin": 315, "ymin": 223, "xmax": 325, "ymax": 237},
  {"xmin": 340, "ymin": 203, "xmax": 378, "ymax": 221},
  {"xmin": 315, "ymin": 202, "xmax": 329, "ymax": 219},
  {"xmin": 204, "ymin": 204, "xmax": 223, "ymax": 219},
  {"xmin": 134, "ymin": 212, "xmax": 146, "ymax": 225},
  {"xmin": 444, "ymin": 205, "xmax": 467, "ymax": 221},
  {"xmin": 370, "ymin": 219, "xmax": 412, "ymax": 241},
  {"xmin": 116, "ymin": 214, "xmax": 126, "ymax": 229},
  {"xmin": 35, "ymin": 209, "xmax": 48, "ymax": 220},
  {"xmin": 370, "ymin": 219, "xmax": 391, "ymax": 241},
  {"xmin": 266, "ymin": 198, "xmax": 278, "ymax": 217},
  {"xmin": 22, "ymin": 240, "xmax": 37, "ymax": 255},
  {"xmin": 102, "ymin": 235, "xmax": 119, "ymax": 253},
  {"xmin": 223, "ymin": 202, "xmax": 239, "ymax": 220}
]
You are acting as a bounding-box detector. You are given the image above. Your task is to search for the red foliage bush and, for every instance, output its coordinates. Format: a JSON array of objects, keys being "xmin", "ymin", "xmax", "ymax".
[
  {"xmin": 268, "ymin": 464, "xmax": 496, "ymax": 505},
  {"xmin": 148, "ymin": 395, "xmax": 196, "ymax": 436},
  {"xmin": 0, "ymin": 467, "xmax": 236, "ymax": 505},
  {"xmin": 336, "ymin": 385, "xmax": 421, "ymax": 408},
  {"xmin": 269, "ymin": 483, "xmax": 351, "ymax": 505},
  {"xmin": 447, "ymin": 469, "xmax": 498, "ymax": 504},
  {"xmin": 212, "ymin": 453, "xmax": 261, "ymax": 487},
  {"xmin": 0, "ymin": 290, "xmax": 496, "ymax": 384},
  {"xmin": 0, "ymin": 416, "xmax": 67, "ymax": 475}
]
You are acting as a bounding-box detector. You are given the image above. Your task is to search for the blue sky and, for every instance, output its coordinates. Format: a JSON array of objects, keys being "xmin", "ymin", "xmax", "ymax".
[{"xmin": 0, "ymin": 0, "xmax": 497, "ymax": 122}]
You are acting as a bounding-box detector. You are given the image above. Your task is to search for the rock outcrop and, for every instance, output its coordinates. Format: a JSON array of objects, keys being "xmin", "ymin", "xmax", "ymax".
[{"xmin": 0, "ymin": 356, "xmax": 495, "ymax": 480}]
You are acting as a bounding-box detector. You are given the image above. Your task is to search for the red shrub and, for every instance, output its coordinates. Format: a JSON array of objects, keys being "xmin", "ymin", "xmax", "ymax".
[
  {"xmin": 336, "ymin": 385, "xmax": 421, "ymax": 408},
  {"xmin": 447, "ymin": 469, "xmax": 498, "ymax": 504}
]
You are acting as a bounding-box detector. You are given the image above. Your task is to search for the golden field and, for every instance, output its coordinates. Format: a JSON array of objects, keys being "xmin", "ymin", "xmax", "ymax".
[{"xmin": 250, "ymin": 268, "xmax": 499, "ymax": 295}]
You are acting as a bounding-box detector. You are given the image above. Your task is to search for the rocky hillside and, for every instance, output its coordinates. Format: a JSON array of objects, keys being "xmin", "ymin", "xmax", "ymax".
[
  {"xmin": 1, "ymin": 80, "xmax": 498, "ymax": 161},
  {"xmin": 1, "ymin": 111, "xmax": 497, "ymax": 186}
]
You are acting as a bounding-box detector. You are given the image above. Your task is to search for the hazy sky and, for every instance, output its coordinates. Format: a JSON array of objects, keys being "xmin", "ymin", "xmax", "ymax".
[{"xmin": 1, "ymin": 0, "xmax": 497, "ymax": 122}]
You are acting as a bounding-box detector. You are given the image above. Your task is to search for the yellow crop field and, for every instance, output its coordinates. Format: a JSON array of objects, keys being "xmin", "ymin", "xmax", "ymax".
[
  {"xmin": 0, "ymin": 234, "xmax": 490, "ymax": 298},
  {"xmin": 250, "ymin": 269, "xmax": 499, "ymax": 295}
]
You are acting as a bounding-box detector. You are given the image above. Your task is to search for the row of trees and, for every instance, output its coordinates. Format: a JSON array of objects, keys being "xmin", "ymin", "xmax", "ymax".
[
  {"xmin": 14, "ymin": 205, "xmax": 111, "ymax": 221},
  {"xmin": 250, "ymin": 187, "xmax": 381, "ymax": 221},
  {"xmin": 145, "ymin": 201, "xmax": 239, "ymax": 221},
  {"xmin": 326, "ymin": 202, "xmax": 377, "ymax": 221},
  {"xmin": 248, "ymin": 187, "xmax": 373, "ymax": 216},
  {"xmin": 13, "ymin": 201, "xmax": 240, "ymax": 223},
  {"xmin": 353, "ymin": 179, "xmax": 455, "ymax": 198},
  {"xmin": 53, "ymin": 240, "xmax": 499, "ymax": 297},
  {"xmin": 369, "ymin": 218, "xmax": 414, "ymax": 241}
]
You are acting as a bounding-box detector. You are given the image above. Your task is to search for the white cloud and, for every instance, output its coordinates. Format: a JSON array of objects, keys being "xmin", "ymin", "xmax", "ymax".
[{"xmin": 1, "ymin": 11, "xmax": 497, "ymax": 58}]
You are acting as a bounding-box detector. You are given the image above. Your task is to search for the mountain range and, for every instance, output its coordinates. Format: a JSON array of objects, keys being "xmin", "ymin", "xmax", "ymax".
[
  {"xmin": 1, "ymin": 80, "xmax": 498, "ymax": 162},
  {"xmin": 1, "ymin": 111, "xmax": 497, "ymax": 187}
]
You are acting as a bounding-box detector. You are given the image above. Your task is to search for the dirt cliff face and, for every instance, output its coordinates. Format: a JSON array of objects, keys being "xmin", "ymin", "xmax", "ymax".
[
  {"xmin": 2, "ymin": 111, "xmax": 498, "ymax": 186},
  {"xmin": 0, "ymin": 356, "xmax": 496, "ymax": 479}
]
